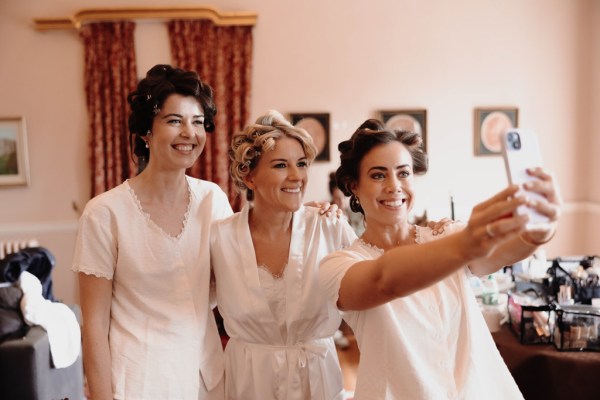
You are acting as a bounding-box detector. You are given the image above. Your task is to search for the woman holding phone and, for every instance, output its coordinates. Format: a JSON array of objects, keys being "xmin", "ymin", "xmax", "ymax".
[{"xmin": 319, "ymin": 119, "xmax": 561, "ymax": 399}]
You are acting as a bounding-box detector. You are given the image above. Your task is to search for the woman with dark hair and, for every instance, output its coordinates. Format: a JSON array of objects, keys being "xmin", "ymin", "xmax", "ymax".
[
  {"xmin": 72, "ymin": 64, "xmax": 232, "ymax": 400},
  {"xmin": 319, "ymin": 119, "xmax": 562, "ymax": 399}
]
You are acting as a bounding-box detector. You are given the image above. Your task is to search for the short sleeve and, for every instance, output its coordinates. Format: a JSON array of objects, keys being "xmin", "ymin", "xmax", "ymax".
[
  {"xmin": 318, "ymin": 249, "xmax": 359, "ymax": 310},
  {"xmin": 338, "ymin": 219, "xmax": 358, "ymax": 248},
  {"xmin": 71, "ymin": 203, "xmax": 117, "ymax": 280},
  {"xmin": 320, "ymin": 212, "xmax": 358, "ymax": 251},
  {"xmin": 211, "ymin": 185, "xmax": 233, "ymax": 221}
]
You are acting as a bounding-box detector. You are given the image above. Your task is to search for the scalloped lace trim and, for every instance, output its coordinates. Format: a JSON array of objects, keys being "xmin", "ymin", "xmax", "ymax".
[
  {"xmin": 126, "ymin": 179, "xmax": 192, "ymax": 241},
  {"xmin": 72, "ymin": 266, "xmax": 113, "ymax": 280},
  {"xmin": 415, "ymin": 225, "xmax": 423, "ymax": 244},
  {"xmin": 357, "ymin": 238, "xmax": 385, "ymax": 254},
  {"xmin": 358, "ymin": 225, "xmax": 423, "ymax": 253}
]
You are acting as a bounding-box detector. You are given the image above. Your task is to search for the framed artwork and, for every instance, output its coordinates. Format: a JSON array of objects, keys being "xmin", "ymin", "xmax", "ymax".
[
  {"xmin": 0, "ymin": 117, "xmax": 30, "ymax": 186},
  {"xmin": 379, "ymin": 109, "xmax": 427, "ymax": 152},
  {"xmin": 289, "ymin": 112, "xmax": 330, "ymax": 162},
  {"xmin": 474, "ymin": 107, "xmax": 518, "ymax": 155}
]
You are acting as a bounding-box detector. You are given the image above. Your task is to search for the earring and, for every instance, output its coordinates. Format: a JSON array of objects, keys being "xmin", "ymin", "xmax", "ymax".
[
  {"xmin": 145, "ymin": 142, "xmax": 149, "ymax": 149},
  {"xmin": 350, "ymin": 195, "xmax": 361, "ymax": 212}
]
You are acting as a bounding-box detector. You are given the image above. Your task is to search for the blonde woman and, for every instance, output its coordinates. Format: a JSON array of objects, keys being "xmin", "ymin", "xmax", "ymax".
[{"xmin": 210, "ymin": 110, "xmax": 356, "ymax": 399}]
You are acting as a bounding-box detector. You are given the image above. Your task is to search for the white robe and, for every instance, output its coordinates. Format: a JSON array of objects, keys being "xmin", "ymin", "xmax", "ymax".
[{"xmin": 210, "ymin": 205, "xmax": 356, "ymax": 400}]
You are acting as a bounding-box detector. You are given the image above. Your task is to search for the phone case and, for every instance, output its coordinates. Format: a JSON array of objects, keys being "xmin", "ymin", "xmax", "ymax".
[{"xmin": 501, "ymin": 128, "xmax": 550, "ymax": 230}]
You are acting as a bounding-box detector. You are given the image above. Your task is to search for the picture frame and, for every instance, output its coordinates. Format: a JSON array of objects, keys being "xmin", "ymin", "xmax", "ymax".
[
  {"xmin": 379, "ymin": 109, "xmax": 427, "ymax": 152},
  {"xmin": 289, "ymin": 112, "xmax": 330, "ymax": 162},
  {"xmin": 474, "ymin": 107, "xmax": 518, "ymax": 155},
  {"xmin": 0, "ymin": 117, "xmax": 30, "ymax": 187}
]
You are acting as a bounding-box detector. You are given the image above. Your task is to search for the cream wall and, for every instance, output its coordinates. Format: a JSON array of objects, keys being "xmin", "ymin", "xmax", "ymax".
[
  {"xmin": 0, "ymin": 0, "xmax": 598, "ymax": 304},
  {"xmin": 587, "ymin": 0, "xmax": 600, "ymax": 250}
]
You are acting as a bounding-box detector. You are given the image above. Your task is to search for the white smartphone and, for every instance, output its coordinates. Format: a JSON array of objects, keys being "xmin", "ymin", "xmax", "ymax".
[{"xmin": 500, "ymin": 128, "xmax": 550, "ymax": 231}]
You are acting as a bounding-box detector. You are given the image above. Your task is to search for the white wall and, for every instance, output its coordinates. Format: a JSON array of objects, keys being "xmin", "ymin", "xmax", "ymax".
[{"xmin": 0, "ymin": 0, "xmax": 598, "ymax": 304}]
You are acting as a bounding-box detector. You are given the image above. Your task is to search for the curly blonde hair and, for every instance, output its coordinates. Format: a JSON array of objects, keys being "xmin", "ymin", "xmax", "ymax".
[{"xmin": 230, "ymin": 110, "xmax": 318, "ymax": 201}]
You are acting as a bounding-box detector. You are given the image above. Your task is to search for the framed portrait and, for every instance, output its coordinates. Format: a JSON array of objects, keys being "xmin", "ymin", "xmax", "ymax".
[
  {"xmin": 0, "ymin": 117, "xmax": 30, "ymax": 186},
  {"xmin": 474, "ymin": 107, "xmax": 518, "ymax": 155},
  {"xmin": 289, "ymin": 112, "xmax": 330, "ymax": 162},
  {"xmin": 379, "ymin": 109, "xmax": 427, "ymax": 152}
]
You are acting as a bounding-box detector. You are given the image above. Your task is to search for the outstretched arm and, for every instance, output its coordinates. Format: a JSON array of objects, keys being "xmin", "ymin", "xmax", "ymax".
[{"xmin": 337, "ymin": 186, "xmax": 528, "ymax": 311}]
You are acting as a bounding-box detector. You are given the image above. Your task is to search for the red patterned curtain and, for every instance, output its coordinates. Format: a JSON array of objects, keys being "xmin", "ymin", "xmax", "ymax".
[
  {"xmin": 80, "ymin": 22, "xmax": 138, "ymax": 197},
  {"xmin": 168, "ymin": 20, "xmax": 253, "ymax": 210}
]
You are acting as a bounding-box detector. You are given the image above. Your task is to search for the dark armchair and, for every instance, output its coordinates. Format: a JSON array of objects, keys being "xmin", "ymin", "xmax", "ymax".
[
  {"xmin": 0, "ymin": 242, "xmax": 84, "ymax": 400},
  {"xmin": 0, "ymin": 325, "xmax": 85, "ymax": 400}
]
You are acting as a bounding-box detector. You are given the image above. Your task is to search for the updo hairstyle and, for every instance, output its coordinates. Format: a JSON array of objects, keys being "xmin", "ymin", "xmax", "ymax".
[
  {"xmin": 229, "ymin": 110, "xmax": 317, "ymax": 201},
  {"xmin": 335, "ymin": 119, "xmax": 428, "ymax": 214},
  {"xmin": 127, "ymin": 64, "xmax": 216, "ymax": 162}
]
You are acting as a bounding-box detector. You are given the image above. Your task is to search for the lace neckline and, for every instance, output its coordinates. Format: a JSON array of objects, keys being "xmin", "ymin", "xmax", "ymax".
[
  {"xmin": 257, "ymin": 263, "xmax": 287, "ymax": 280},
  {"xmin": 126, "ymin": 178, "xmax": 192, "ymax": 241},
  {"xmin": 358, "ymin": 225, "xmax": 422, "ymax": 253}
]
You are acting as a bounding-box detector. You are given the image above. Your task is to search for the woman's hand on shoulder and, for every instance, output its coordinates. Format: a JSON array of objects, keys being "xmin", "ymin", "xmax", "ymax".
[
  {"xmin": 427, "ymin": 218, "xmax": 454, "ymax": 236},
  {"xmin": 304, "ymin": 201, "xmax": 345, "ymax": 219}
]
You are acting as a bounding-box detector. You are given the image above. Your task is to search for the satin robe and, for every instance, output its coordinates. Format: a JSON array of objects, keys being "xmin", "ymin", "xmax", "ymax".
[{"xmin": 210, "ymin": 205, "xmax": 356, "ymax": 400}]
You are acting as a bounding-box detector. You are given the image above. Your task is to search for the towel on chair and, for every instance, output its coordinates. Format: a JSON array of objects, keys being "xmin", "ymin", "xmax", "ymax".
[
  {"xmin": 18, "ymin": 271, "xmax": 81, "ymax": 368},
  {"xmin": 1, "ymin": 247, "xmax": 56, "ymax": 301}
]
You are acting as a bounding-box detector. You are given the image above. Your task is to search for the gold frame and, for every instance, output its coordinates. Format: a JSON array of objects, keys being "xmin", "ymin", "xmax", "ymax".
[
  {"xmin": 34, "ymin": 6, "xmax": 257, "ymax": 30},
  {"xmin": 0, "ymin": 117, "xmax": 30, "ymax": 187}
]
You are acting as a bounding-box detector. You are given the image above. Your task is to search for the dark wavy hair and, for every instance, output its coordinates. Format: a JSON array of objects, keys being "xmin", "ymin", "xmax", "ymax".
[
  {"xmin": 127, "ymin": 64, "xmax": 216, "ymax": 163},
  {"xmin": 335, "ymin": 119, "xmax": 428, "ymax": 215}
]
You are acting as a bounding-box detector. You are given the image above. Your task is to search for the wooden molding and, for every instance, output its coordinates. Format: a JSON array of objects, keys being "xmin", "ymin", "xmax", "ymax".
[{"xmin": 34, "ymin": 6, "xmax": 257, "ymax": 31}]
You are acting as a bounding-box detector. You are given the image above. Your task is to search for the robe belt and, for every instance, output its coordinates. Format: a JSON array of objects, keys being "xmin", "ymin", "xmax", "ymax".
[
  {"xmin": 229, "ymin": 337, "xmax": 331, "ymax": 399},
  {"xmin": 230, "ymin": 337, "xmax": 330, "ymax": 366}
]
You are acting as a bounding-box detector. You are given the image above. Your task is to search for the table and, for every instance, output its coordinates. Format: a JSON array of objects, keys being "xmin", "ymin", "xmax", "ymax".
[{"xmin": 492, "ymin": 324, "xmax": 600, "ymax": 400}]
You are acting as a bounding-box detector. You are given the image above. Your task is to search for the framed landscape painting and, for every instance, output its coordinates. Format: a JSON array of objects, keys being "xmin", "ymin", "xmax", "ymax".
[{"xmin": 0, "ymin": 117, "xmax": 30, "ymax": 186}]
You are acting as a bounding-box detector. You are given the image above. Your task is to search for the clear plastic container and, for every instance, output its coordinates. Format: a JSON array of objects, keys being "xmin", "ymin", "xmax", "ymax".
[{"xmin": 553, "ymin": 304, "xmax": 600, "ymax": 351}]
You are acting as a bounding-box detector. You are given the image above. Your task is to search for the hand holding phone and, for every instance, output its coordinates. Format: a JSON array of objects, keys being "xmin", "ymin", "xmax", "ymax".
[{"xmin": 500, "ymin": 129, "xmax": 551, "ymax": 231}]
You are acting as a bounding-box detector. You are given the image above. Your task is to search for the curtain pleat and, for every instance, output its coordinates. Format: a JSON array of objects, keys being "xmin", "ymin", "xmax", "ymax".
[
  {"xmin": 168, "ymin": 20, "xmax": 253, "ymax": 211},
  {"xmin": 80, "ymin": 22, "xmax": 137, "ymax": 197}
]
